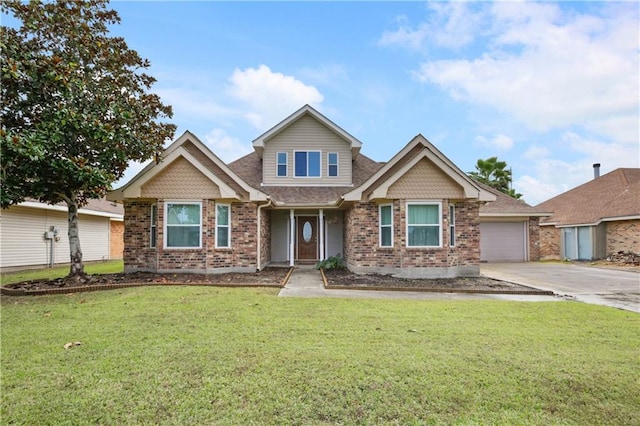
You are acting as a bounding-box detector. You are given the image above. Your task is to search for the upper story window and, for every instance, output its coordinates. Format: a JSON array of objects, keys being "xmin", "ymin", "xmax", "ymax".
[
  {"xmin": 406, "ymin": 202, "xmax": 441, "ymax": 247},
  {"xmin": 328, "ymin": 152, "xmax": 338, "ymax": 177},
  {"xmin": 276, "ymin": 152, "xmax": 287, "ymax": 177},
  {"xmin": 165, "ymin": 202, "xmax": 201, "ymax": 248},
  {"xmin": 294, "ymin": 151, "xmax": 321, "ymax": 177}
]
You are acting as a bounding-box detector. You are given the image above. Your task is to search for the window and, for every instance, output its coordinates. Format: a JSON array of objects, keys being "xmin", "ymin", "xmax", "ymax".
[
  {"xmin": 150, "ymin": 204, "xmax": 157, "ymax": 248},
  {"xmin": 294, "ymin": 151, "xmax": 321, "ymax": 177},
  {"xmin": 379, "ymin": 204, "xmax": 393, "ymax": 247},
  {"xmin": 276, "ymin": 152, "xmax": 287, "ymax": 177},
  {"xmin": 216, "ymin": 203, "xmax": 231, "ymax": 248},
  {"xmin": 449, "ymin": 204, "xmax": 455, "ymax": 247},
  {"xmin": 328, "ymin": 152, "xmax": 338, "ymax": 177},
  {"xmin": 406, "ymin": 202, "xmax": 441, "ymax": 247},
  {"xmin": 165, "ymin": 202, "xmax": 201, "ymax": 248}
]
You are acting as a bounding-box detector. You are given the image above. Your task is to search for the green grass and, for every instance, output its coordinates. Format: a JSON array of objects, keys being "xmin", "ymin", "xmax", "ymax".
[
  {"xmin": 0, "ymin": 259, "xmax": 124, "ymax": 285},
  {"xmin": 2, "ymin": 288, "xmax": 638, "ymax": 425}
]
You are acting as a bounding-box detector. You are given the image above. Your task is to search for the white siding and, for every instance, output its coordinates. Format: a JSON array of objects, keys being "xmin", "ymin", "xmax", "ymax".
[
  {"xmin": 263, "ymin": 115, "xmax": 352, "ymax": 185},
  {"xmin": 480, "ymin": 221, "xmax": 527, "ymax": 262},
  {"xmin": 0, "ymin": 206, "xmax": 111, "ymax": 268}
]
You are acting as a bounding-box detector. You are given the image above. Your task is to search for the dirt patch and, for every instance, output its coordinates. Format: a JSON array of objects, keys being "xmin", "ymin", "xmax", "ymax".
[
  {"xmin": 3, "ymin": 267, "xmax": 291, "ymax": 293},
  {"xmin": 323, "ymin": 269, "xmax": 548, "ymax": 293}
]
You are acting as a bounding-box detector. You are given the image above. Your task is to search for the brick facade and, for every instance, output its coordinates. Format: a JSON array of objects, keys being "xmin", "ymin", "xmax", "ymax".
[
  {"xmin": 343, "ymin": 200, "xmax": 480, "ymax": 277},
  {"xmin": 606, "ymin": 219, "xmax": 640, "ymax": 255},
  {"xmin": 123, "ymin": 199, "xmax": 259, "ymax": 273},
  {"xmin": 528, "ymin": 217, "xmax": 541, "ymax": 261},
  {"xmin": 539, "ymin": 225, "xmax": 561, "ymax": 260}
]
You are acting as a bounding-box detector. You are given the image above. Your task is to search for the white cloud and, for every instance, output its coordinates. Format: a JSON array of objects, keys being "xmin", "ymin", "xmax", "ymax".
[
  {"xmin": 474, "ymin": 133, "xmax": 514, "ymax": 151},
  {"xmin": 227, "ymin": 65, "xmax": 324, "ymax": 130},
  {"xmin": 515, "ymin": 132, "xmax": 639, "ymax": 204},
  {"xmin": 410, "ymin": 2, "xmax": 638, "ymax": 144},
  {"xmin": 378, "ymin": 3, "xmax": 484, "ymax": 50},
  {"xmin": 202, "ymin": 128, "xmax": 252, "ymax": 163},
  {"xmin": 523, "ymin": 145, "xmax": 550, "ymax": 160}
]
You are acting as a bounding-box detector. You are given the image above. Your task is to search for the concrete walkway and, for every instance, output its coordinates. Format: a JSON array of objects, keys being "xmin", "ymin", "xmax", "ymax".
[{"xmin": 278, "ymin": 267, "xmax": 561, "ymax": 302}]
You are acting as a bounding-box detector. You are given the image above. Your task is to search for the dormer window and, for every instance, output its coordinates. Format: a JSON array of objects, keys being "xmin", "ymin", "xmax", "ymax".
[
  {"xmin": 328, "ymin": 152, "xmax": 338, "ymax": 177},
  {"xmin": 277, "ymin": 152, "xmax": 287, "ymax": 177},
  {"xmin": 294, "ymin": 151, "xmax": 321, "ymax": 177}
]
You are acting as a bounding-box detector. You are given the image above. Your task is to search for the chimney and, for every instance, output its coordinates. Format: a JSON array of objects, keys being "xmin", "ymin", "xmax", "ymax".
[{"xmin": 593, "ymin": 163, "xmax": 601, "ymax": 179}]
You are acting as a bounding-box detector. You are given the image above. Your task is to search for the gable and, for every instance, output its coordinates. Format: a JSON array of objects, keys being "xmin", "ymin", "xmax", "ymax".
[
  {"xmin": 141, "ymin": 157, "xmax": 221, "ymax": 199},
  {"xmin": 387, "ymin": 158, "xmax": 465, "ymax": 199},
  {"xmin": 261, "ymin": 114, "xmax": 353, "ymax": 186}
]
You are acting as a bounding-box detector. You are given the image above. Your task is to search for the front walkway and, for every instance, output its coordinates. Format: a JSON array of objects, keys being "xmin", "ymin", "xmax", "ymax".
[{"xmin": 278, "ymin": 267, "xmax": 561, "ymax": 302}]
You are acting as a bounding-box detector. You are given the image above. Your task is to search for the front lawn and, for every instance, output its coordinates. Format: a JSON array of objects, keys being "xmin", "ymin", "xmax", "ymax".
[
  {"xmin": 0, "ymin": 259, "xmax": 124, "ymax": 285},
  {"xmin": 1, "ymin": 288, "xmax": 638, "ymax": 424}
]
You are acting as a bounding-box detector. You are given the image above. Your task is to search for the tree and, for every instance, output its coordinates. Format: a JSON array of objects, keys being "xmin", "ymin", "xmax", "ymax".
[
  {"xmin": 469, "ymin": 157, "xmax": 522, "ymax": 199},
  {"xmin": 1, "ymin": 0, "xmax": 176, "ymax": 280}
]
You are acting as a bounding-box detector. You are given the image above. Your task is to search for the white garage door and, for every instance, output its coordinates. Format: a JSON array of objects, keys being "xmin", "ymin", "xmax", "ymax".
[{"xmin": 480, "ymin": 222, "xmax": 526, "ymax": 262}]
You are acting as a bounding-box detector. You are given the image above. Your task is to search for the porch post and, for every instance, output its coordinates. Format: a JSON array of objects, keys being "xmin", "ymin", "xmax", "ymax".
[
  {"xmin": 289, "ymin": 209, "xmax": 295, "ymax": 267},
  {"xmin": 319, "ymin": 209, "xmax": 324, "ymax": 261}
]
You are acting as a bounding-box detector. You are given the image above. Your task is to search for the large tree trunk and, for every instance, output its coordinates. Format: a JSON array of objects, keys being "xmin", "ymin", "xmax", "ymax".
[{"xmin": 66, "ymin": 196, "xmax": 87, "ymax": 280}]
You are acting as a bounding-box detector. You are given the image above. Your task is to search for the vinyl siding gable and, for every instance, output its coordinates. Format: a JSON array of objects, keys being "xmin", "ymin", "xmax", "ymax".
[{"xmin": 262, "ymin": 115, "xmax": 352, "ymax": 186}]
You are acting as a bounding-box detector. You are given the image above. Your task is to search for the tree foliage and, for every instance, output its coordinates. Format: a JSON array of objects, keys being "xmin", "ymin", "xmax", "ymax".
[
  {"xmin": 469, "ymin": 157, "xmax": 522, "ymax": 199},
  {"xmin": 1, "ymin": 0, "xmax": 176, "ymax": 277}
]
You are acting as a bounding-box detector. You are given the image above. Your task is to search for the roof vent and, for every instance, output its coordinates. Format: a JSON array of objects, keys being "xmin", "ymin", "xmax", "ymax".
[{"xmin": 593, "ymin": 163, "xmax": 601, "ymax": 179}]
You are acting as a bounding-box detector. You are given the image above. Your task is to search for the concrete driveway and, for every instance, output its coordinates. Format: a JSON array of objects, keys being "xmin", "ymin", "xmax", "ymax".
[{"xmin": 481, "ymin": 262, "xmax": 640, "ymax": 313}]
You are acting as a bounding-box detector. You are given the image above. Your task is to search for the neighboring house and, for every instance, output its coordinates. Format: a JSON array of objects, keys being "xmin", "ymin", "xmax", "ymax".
[
  {"xmin": 478, "ymin": 184, "xmax": 550, "ymax": 262},
  {"xmin": 0, "ymin": 198, "xmax": 124, "ymax": 269},
  {"xmin": 108, "ymin": 105, "xmax": 495, "ymax": 278},
  {"xmin": 536, "ymin": 167, "xmax": 640, "ymax": 260}
]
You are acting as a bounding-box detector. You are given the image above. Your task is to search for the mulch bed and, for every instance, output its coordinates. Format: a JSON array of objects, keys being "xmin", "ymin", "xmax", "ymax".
[
  {"xmin": 322, "ymin": 269, "xmax": 553, "ymax": 295},
  {"xmin": 1, "ymin": 267, "xmax": 292, "ymax": 296}
]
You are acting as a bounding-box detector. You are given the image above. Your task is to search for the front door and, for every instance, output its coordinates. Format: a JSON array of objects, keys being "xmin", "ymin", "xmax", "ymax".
[{"xmin": 297, "ymin": 216, "xmax": 318, "ymax": 260}]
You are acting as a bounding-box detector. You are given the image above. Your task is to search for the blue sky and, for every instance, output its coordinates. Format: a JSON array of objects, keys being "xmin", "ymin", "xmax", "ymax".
[{"xmin": 14, "ymin": 1, "xmax": 640, "ymax": 204}]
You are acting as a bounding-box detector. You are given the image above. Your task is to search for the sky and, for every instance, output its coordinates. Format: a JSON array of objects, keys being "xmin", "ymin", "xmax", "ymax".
[{"xmin": 13, "ymin": 1, "xmax": 640, "ymax": 205}]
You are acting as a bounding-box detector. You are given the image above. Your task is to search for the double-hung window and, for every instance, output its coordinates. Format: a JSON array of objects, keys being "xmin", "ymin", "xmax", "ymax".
[
  {"xmin": 294, "ymin": 151, "xmax": 321, "ymax": 177},
  {"xmin": 449, "ymin": 204, "xmax": 455, "ymax": 247},
  {"xmin": 276, "ymin": 152, "xmax": 287, "ymax": 177},
  {"xmin": 150, "ymin": 204, "xmax": 157, "ymax": 248},
  {"xmin": 406, "ymin": 202, "xmax": 441, "ymax": 247},
  {"xmin": 165, "ymin": 202, "xmax": 201, "ymax": 248},
  {"xmin": 216, "ymin": 203, "xmax": 231, "ymax": 248},
  {"xmin": 379, "ymin": 204, "xmax": 393, "ymax": 247},
  {"xmin": 327, "ymin": 152, "xmax": 338, "ymax": 177}
]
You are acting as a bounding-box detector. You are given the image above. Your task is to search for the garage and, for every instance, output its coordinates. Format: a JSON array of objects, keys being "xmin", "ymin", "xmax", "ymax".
[{"xmin": 480, "ymin": 221, "xmax": 527, "ymax": 262}]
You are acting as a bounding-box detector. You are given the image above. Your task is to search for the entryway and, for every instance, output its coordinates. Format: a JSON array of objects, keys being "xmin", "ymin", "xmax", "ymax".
[{"xmin": 297, "ymin": 216, "xmax": 317, "ymax": 261}]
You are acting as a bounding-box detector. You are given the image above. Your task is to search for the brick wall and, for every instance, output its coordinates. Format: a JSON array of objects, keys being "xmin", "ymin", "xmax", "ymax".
[
  {"xmin": 607, "ymin": 219, "xmax": 640, "ymax": 255},
  {"xmin": 123, "ymin": 200, "xmax": 157, "ymax": 271},
  {"xmin": 109, "ymin": 220, "xmax": 124, "ymax": 259},
  {"xmin": 528, "ymin": 217, "xmax": 541, "ymax": 261},
  {"xmin": 539, "ymin": 225, "xmax": 561, "ymax": 260},
  {"xmin": 343, "ymin": 200, "xmax": 480, "ymax": 277},
  {"xmin": 259, "ymin": 206, "xmax": 271, "ymax": 269},
  {"xmin": 123, "ymin": 199, "xmax": 259, "ymax": 272}
]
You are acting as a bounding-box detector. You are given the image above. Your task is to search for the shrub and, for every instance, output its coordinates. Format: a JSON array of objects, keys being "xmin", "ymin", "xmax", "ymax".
[{"xmin": 316, "ymin": 254, "xmax": 346, "ymax": 270}]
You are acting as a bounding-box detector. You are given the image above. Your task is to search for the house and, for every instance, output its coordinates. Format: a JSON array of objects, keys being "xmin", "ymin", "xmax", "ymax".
[
  {"xmin": 478, "ymin": 184, "xmax": 550, "ymax": 262},
  {"xmin": 0, "ymin": 198, "xmax": 124, "ymax": 269},
  {"xmin": 536, "ymin": 167, "xmax": 640, "ymax": 260},
  {"xmin": 108, "ymin": 105, "xmax": 496, "ymax": 278}
]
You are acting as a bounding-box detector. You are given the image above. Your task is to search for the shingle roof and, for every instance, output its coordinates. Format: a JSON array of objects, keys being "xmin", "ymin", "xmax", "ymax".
[
  {"xmin": 478, "ymin": 183, "xmax": 549, "ymax": 216},
  {"xmin": 228, "ymin": 152, "xmax": 383, "ymax": 205},
  {"xmin": 536, "ymin": 168, "xmax": 640, "ymax": 226}
]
